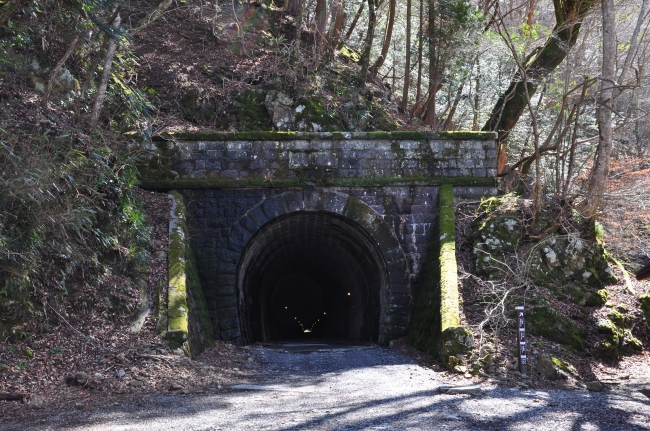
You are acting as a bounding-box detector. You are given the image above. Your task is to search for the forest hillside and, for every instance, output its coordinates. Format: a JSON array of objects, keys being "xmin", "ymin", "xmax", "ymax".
[{"xmin": 1, "ymin": 0, "xmax": 649, "ymax": 414}]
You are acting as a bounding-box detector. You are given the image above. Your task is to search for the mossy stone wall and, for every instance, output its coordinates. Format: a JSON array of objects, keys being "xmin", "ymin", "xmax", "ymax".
[
  {"xmin": 140, "ymin": 131, "xmax": 498, "ymax": 187},
  {"xmin": 408, "ymin": 185, "xmax": 473, "ymax": 365},
  {"xmin": 166, "ymin": 191, "xmax": 214, "ymax": 357},
  {"xmin": 143, "ymin": 132, "xmax": 497, "ymax": 348}
]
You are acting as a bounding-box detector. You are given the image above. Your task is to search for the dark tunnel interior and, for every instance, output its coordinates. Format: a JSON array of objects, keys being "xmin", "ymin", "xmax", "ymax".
[{"xmin": 238, "ymin": 211, "xmax": 386, "ymax": 343}]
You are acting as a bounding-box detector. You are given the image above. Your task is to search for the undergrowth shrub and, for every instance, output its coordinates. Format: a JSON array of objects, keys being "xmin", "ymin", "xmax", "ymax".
[{"xmin": 0, "ymin": 128, "xmax": 150, "ymax": 299}]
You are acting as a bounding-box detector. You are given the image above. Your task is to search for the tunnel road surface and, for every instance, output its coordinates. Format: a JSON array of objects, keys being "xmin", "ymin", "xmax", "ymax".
[{"xmin": 1, "ymin": 343, "xmax": 649, "ymax": 430}]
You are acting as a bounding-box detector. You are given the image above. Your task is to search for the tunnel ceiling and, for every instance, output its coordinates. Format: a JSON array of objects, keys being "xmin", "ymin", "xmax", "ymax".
[{"xmin": 238, "ymin": 211, "xmax": 387, "ymax": 343}]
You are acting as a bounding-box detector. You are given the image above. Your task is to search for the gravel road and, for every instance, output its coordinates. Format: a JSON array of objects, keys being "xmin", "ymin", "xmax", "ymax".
[{"xmin": 2, "ymin": 343, "xmax": 649, "ymax": 430}]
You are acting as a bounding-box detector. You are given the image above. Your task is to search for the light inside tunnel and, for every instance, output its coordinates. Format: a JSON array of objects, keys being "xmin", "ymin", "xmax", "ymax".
[{"xmin": 237, "ymin": 211, "xmax": 386, "ymax": 343}]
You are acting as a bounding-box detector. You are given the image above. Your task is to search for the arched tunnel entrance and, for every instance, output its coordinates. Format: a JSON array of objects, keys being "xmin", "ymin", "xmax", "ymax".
[{"xmin": 237, "ymin": 211, "xmax": 387, "ymax": 344}]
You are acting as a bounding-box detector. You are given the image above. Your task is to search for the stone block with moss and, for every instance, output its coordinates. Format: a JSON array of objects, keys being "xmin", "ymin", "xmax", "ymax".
[
  {"xmin": 166, "ymin": 191, "xmax": 214, "ymax": 357},
  {"xmin": 408, "ymin": 185, "xmax": 473, "ymax": 366}
]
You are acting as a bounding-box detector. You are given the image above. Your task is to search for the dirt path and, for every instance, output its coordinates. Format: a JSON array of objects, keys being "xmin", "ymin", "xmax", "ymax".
[{"xmin": 1, "ymin": 344, "xmax": 649, "ymax": 430}]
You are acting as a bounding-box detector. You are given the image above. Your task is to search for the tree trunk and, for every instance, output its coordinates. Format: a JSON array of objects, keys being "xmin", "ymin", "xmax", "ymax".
[
  {"xmin": 287, "ymin": 0, "xmax": 300, "ymax": 16},
  {"xmin": 423, "ymin": 0, "xmax": 438, "ymax": 127},
  {"xmin": 526, "ymin": 0, "xmax": 535, "ymax": 26},
  {"xmin": 0, "ymin": 0, "xmax": 26, "ymax": 27},
  {"xmin": 42, "ymin": 34, "xmax": 80, "ymax": 109},
  {"xmin": 472, "ymin": 59, "xmax": 480, "ymax": 130},
  {"xmin": 401, "ymin": 0, "xmax": 412, "ymax": 112},
  {"xmin": 293, "ymin": 0, "xmax": 305, "ymax": 55},
  {"xmin": 618, "ymin": 0, "xmax": 648, "ymax": 85},
  {"xmin": 314, "ymin": 0, "xmax": 328, "ymax": 50},
  {"xmin": 341, "ymin": 1, "xmax": 365, "ymax": 46},
  {"xmin": 326, "ymin": 0, "xmax": 344, "ymax": 61},
  {"xmin": 370, "ymin": 0, "xmax": 396, "ymax": 76},
  {"xmin": 359, "ymin": 0, "xmax": 376, "ymax": 84},
  {"xmin": 584, "ymin": 0, "xmax": 615, "ymax": 217},
  {"xmin": 482, "ymin": 0, "xmax": 596, "ymax": 164},
  {"xmin": 415, "ymin": 0, "xmax": 423, "ymax": 105},
  {"xmin": 89, "ymin": 14, "xmax": 121, "ymax": 128}
]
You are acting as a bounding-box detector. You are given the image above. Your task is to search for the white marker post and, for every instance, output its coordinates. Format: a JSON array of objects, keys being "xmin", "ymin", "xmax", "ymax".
[{"xmin": 516, "ymin": 306, "xmax": 527, "ymax": 374}]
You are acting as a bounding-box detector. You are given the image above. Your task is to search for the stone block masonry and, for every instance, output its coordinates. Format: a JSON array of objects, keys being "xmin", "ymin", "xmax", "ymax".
[
  {"xmin": 141, "ymin": 131, "xmax": 498, "ymax": 346},
  {"xmin": 142, "ymin": 131, "xmax": 498, "ymax": 186}
]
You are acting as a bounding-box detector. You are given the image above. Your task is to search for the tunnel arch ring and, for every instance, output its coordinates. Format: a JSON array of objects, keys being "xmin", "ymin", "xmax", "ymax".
[{"xmin": 224, "ymin": 190, "xmax": 411, "ymax": 345}]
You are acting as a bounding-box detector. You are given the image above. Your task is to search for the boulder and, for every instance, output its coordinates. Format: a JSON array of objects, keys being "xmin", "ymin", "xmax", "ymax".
[
  {"xmin": 441, "ymin": 326, "xmax": 474, "ymax": 368},
  {"xmin": 536, "ymin": 354, "xmax": 558, "ymax": 380},
  {"xmin": 28, "ymin": 395, "xmax": 46, "ymax": 409},
  {"xmin": 264, "ymin": 90, "xmax": 294, "ymax": 131},
  {"xmin": 586, "ymin": 381, "xmax": 603, "ymax": 392},
  {"xmin": 640, "ymin": 295, "xmax": 650, "ymax": 329},
  {"xmin": 527, "ymin": 297, "xmax": 585, "ymax": 350}
]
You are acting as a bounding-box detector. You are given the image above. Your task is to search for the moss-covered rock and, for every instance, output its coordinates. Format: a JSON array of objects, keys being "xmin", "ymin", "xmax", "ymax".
[
  {"xmin": 294, "ymin": 95, "xmax": 345, "ymax": 132},
  {"xmin": 527, "ymin": 297, "xmax": 585, "ymax": 350},
  {"xmin": 640, "ymin": 294, "xmax": 650, "ymax": 329},
  {"xmin": 536, "ymin": 354, "xmax": 558, "ymax": 379},
  {"xmin": 442, "ymin": 326, "xmax": 475, "ymax": 367},
  {"xmin": 595, "ymin": 318, "xmax": 627, "ymax": 358},
  {"xmin": 596, "ymin": 319, "xmax": 619, "ymax": 336},
  {"xmin": 473, "ymin": 213, "xmax": 522, "ymax": 279},
  {"xmin": 179, "ymin": 83, "xmax": 217, "ymax": 124},
  {"xmin": 472, "ymin": 197, "xmax": 616, "ymax": 306},
  {"xmin": 606, "ymin": 309, "xmax": 625, "ymax": 325},
  {"xmin": 551, "ymin": 356, "xmax": 572, "ymax": 373},
  {"xmin": 232, "ymin": 90, "xmax": 273, "ymax": 131},
  {"xmin": 586, "ymin": 289, "xmax": 608, "ymax": 307},
  {"xmin": 623, "ymin": 331, "xmax": 643, "ymax": 352}
]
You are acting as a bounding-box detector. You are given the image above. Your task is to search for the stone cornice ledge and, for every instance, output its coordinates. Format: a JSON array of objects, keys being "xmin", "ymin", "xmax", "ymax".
[{"xmin": 149, "ymin": 130, "xmax": 498, "ymax": 142}]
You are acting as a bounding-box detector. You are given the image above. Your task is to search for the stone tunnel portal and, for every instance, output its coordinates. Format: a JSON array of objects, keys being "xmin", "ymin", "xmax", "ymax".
[{"xmin": 237, "ymin": 211, "xmax": 387, "ymax": 344}]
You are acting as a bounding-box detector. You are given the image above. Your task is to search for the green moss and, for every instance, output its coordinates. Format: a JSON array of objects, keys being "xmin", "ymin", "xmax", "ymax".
[
  {"xmin": 368, "ymin": 103, "xmax": 399, "ymax": 131},
  {"xmin": 139, "ymin": 176, "xmax": 498, "ymax": 190},
  {"xmin": 478, "ymin": 196, "xmax": 505, "ymax": 213},
  {"xmin": 586, "ymin": 289, "xmax": 608, "ymax": 307},
  {"xmin": 339, "ymin": 45, "xmax": 361, "ymax": 63},
  {"xmin": 596, "ymin": 319, "xmax": 619, "ymax": 336},
  {"xmin": 344, "ymin": 197, "xmax": 375, "ymax": 231},
  {"xmin": 408, "ymin": 185, "xmax": 472, "ymax": 366},
  {"xmin": 138, "ymin": 141, "xmax": 184, "ymax": 182},
  {"xmin": 623, "ymin": 332, "xmax": 643, "ymax": 352},
  {"xmin": 234, "ymin": 90, "xmax": 273, "ymax": 131},
  {"xmin": 441, "ymin": 326, "xmax": 474, "ymax": 367},
  {"xmin": 438, "ymin": 184, "xmax": 460, "ymax": 331},
  {"xmin": 606, "ymin": 309, "xmax": 624, "ymax": 325},
  {"xmin": 294, "ymin": 95, "xmax": 345, "ymax": 131},
  {"xmin": 527, "ymin": 297, "xmax": 585, "ymax": 350},
  {"xmin": 640, "ymin": 294, "xmax": 650, "ymax": 328},
  {"xmin": 166, "ymin": 191, "xmax": 190, "ymax": 349},
  {"xmin": 436, "ymin": 131, "xmax": 498, "ymax": 140},
  {"xmin": 151, "ymin": 130, "xmax": 496, "ymax": 142},
  {"xmin": 551, "ymin": 356, "xmax": 571, "ymax": 373},
  {"xmin": 165, "ymin": 191, "xmax": 214, "ymax": 357},
  {"xmin": 593, "ymin": 220, "xmax": 606, "ymax": 243}
]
